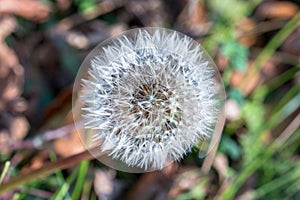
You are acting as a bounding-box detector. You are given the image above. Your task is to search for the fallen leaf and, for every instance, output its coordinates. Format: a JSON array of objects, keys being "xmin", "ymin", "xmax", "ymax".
[
  {"xmin": 0, "ymin": 0, "xmax": 51, "ymax": 22},
  {"xmin": 230, "ymin": 62, "xmax": 261, "ymax": 95},
  {"xmin": 256, "ymin": 1, "xmax": 299, "ymax": 20},
  {"xmin": 176, "ymin": 0, "xmax": 209, "ymax": 36},
  {"xmin": 236, "ymin": 18, "xmax": 257, "ymax": 47},
  {"xmin": 10, "ymin": 116, "xmax": 29, "ymax": 141},
  {"xmin": 52, "ymin": 129, "xmax": 85, "ymax": 157}
]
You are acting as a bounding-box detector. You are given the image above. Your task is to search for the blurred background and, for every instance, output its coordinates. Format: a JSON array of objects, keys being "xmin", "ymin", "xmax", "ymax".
[{"xmin": 0, "ymin": 0, "xmax": 299, "ymax": 199}]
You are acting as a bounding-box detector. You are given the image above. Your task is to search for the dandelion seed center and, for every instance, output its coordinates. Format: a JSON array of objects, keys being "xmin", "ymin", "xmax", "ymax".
[{"xmin": 127, "ymin": 83, "xmax": 182, "ymax": 135}]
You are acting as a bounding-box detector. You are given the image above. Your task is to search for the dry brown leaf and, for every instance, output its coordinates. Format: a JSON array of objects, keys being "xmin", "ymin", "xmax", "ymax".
[
  {"xmin": 52, "ymin": 130, "xmax": 85, "ymax": 157},
  {"xmin": 236, "ymin": 18, "xmax": 257, "ymax": 47},
  {"xmin": 0, "ymin": 16, "xmax": 17, "ymax": 38},
  {"xmin": 0, "ymin": 18, "xmax": 24, "ymax": 102},
  {"xmin": 0, "ymin": 16, "xmax": 29, "ymax": 152},
  {"xmin": 176, "ymin": 0, "xmax": 210, "ymax": 36},
  {"xmin": 239, "ymin": 72, "xmax": 260, "ymax": 95},
  {"xmin": 230, "ymin": 65, "xmax": 261, "ymax": 95},
  {"xmin": 0, "ymin": 0, "xmax": 51, "ymax": 22},
  {"xmin": 0, "ymin": 115, "xmax": 29, "ymax": 153},
  {"xmin": 2, "ymin": 82, "xmax": 22, "ymax": 101},
  {"xmin": 10, "ymin": 116, "xmax": 29, "ymax": 141},
  {"xmin": 256, "ymin": 1, "xmax": 299, "ymax": 20},
  {"xmin": 177, "ymin": 0, "xmax": 206, "ymax": 25}
]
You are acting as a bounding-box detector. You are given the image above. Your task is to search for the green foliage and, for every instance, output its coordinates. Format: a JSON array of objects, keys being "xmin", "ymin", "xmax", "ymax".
[
  {"xmin": 71, "ymin": 161, "xmax": 89, "ymax": 200},
  {"xmin": 221, "ymin": 42, "xmax": 249, "ymax": 72},
  {"xmin": 50, "ymin": 168, "xmax": 78, "ymax": 200},
  {"xmin": 240, "ymin": 100, "xmax": 265, "ymax": 164},
  {"xmin": 219, "ymin": 135, "xmax": 241, "ymax": 160},
  {"xmin": 207, "ymin": 0, "xmax": 249, "ymax": 22},
  {"xmin": 73, "ymin": 0, "xmax": 97, "ymax": 12},
  {"xmin": 228, "ymin": 88, "xmax": 245, "ymax": 105},
  {"xmin": 242, "ymin": 100, "xmax": 265, "ymax": 133},
  {"xmin": 204, "ymin": 0, "xmax": 260, "ymax": 51}
]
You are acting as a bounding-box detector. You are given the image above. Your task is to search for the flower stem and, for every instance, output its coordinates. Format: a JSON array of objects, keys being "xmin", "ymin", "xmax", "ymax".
[{"xmin": 0, "ymin": 148, "xmax": 102, "ymax": 194}]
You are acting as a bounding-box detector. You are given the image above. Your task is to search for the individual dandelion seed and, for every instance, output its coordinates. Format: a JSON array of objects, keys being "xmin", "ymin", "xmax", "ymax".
[{"xmin": 72, "ymin": 27, "xmax": 225, "ymax": 172}]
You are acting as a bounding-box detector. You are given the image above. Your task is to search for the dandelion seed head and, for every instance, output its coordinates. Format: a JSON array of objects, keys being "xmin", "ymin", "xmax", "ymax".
[{"xmin": 73, "ymin": 28, "xmax": 225, "ymax": 172}]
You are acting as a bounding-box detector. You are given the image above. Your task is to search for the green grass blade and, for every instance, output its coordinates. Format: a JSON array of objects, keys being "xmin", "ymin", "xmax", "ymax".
[
  {"xmin": 49, "ymin": 151, "xmax": 67, "ymax": 186},
  {"xmin": 71, "ymin": 160, "xmax": 89, "ymax": 200},
  {"xmin": 254, "ymin": 162, "xmax": 300, "ymax": 198},
  {"xmin": 266, "ymin": 66, "xmax": 299, "ymax": 93},
  {"xmin": 50, "ymin": 167, "xmax": 79, "ymax": 200},
  {"xmin": 251, "ymin": 12, "xmax": 300, "ymax": 71},
  {"xmin": 0, "ymin": 161, "xmax": 11, "ymax": 184}
]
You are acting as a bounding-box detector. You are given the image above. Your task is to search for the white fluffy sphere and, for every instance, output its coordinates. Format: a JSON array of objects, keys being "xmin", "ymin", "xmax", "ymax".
[{"xmin": 73, "ymin": 28, "xmax": 225, "ymax": 172}]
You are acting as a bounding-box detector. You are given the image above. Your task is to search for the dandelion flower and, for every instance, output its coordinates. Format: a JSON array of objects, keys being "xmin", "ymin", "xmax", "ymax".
[{"xmin": 73, "ymin": 28, "xmax": 225, "ymax": 172}]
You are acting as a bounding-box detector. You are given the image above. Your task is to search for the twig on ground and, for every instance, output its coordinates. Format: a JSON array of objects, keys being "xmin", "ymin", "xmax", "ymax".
[{"xmin": 0, "ymin": 123, "xmax": 77, "ymax": 152}]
